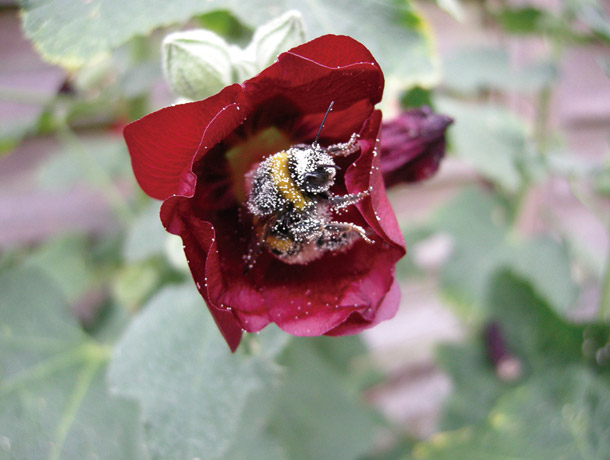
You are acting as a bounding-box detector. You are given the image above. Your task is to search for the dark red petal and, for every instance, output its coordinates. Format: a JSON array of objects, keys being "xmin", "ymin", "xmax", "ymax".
[
  {"xmin": 345, "ymin": 110, "xmax": 405, "ymax": 250},
  {"xmin": 124, "ymin": 84, "xmax": 244, "ymax": 200},
  {"xmin": 160, "ymin": 197, "xmax": 243, "ymax": 351},
  {"xmin": 243, "ymin": 35, "xmax": 383, "ymax": 117},
  {"xmin": 380, "ymin": 107, "xmax": 453, "ymax": 188},
  {"xmin": 289, "ymin": 34, "xmax": 381, "ymax": 68},
  {"xmin": 259, "ymin": 242, "xmax": 400, "ymax": 336},
  {"xmin": 129, "ymin": 35, "xmax": 405, "ymax": 351},
  {"xmin": 324, "ymin": 278, "xmax": 401, "ymax": 336}
]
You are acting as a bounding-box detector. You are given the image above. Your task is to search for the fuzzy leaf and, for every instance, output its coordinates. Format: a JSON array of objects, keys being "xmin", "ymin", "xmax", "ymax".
[
  {"xmin": 0, "ymin": 268, "xmax": 145, "ymax": 460},
  {"xmin": 107, "ymin": 284, "xmax": 288, "ymax": 460},
  {"xmin": 19, "ymin": 0, "xmax": 438, "ymax": 83}
]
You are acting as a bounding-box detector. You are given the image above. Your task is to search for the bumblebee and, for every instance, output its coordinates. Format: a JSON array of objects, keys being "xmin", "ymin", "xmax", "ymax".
[{"xmin": 244, "ymin": 130, "xmax": 373, "ymax": 270}]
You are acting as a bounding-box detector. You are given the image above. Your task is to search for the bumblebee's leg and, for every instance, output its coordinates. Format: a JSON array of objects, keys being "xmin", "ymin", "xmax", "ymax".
[
  {"xmin": 327, "ymin": 133, "xmax": 360, "ymax": 157},
  {"xmin": 327, "ymin": 189, "xmax": 370, "ymax": 210},
  {"xmin": 320, "ymin": 221, "xmax": 374, "ymax": 249},
  {"xmin": 281, "ymin": 211, "xmax": 324, "ymax": 244}
]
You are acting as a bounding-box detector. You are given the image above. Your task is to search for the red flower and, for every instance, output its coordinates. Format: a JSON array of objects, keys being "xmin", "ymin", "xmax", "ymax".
[
  {"xmin": 380, "ymin": 107, "xmax": 453, "ymax": 188},
  {"xmin": 124, "ymin": 35, "xmax": 405, "ymax": 351}
]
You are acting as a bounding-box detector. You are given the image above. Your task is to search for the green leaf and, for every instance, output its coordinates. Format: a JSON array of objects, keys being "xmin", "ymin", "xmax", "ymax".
[
  {"xmin": 443, "ymin": 47, "xmax": 557, "ymax": 93},
  {"xmin": 309, "ymin": 335, "xmax": 368, "ymax": 376},
  {"xmin": 107, "ymin": 284, "xmax": 289, "ymax": 460},
  {"xmin": 503, "ymin": 237, "xmax": 577, "ymax": 316},
  {"xmin": 296, "ymin": 0, "xmax": 439, "ymax": 84},
  {"xmin": 23, "ymin": 235, "xmax": 95, "ymax": 303},
  {"xmin": 400, "ymin": 86, "xmax": 434, "ymax": 109},
  {"xmin": 111, "ymin": 261, "xmax": 163, "ymax": 311},
  {"xmin": 437, "ymin": 100, "xmax": 530, "ymax": 192},
  {"xmin": 0, "ymin": 117, "xmax": 35, "ymax": 155},
  {"xmin": 486, "ymin": 273, "xmax": 591, "ymax": 371},
  {"xmin": 223, "ymin": 389, "xmax": 288, "ymax": 460},
  {"xmin": 0, "ymin": 268, "xmax": 145, "ymax": 460},
  {"xmin": 37, "ymin": 136, "xmax": 131, "ymax": 191},
  {"xmin": 20, "ymin": 0, "xmax": 438, "ymax": 83},
  {"xmin": 494, "ymin": 7, "xmax": 546, "ymax": 35},
  {"xmin": 432, "ymin": 187, "xmax": 509, "ymax": 317},
  {"xmin": 196, "ymin": 10, "xmax": 253, "ymax": 46},
  {"xmin": 123, "ymin": 200, "xmax": 167, "ymax": 262},
  {"xmin": 436, "ymin": 273, "xmax": 609, "ymax": 431},
  {"xmin": 593, "ymin": 161, "xmax": 610, "ymax": 196},
  {"xmin": 432, "ymin": 187, "xmax": 578, "ymax": 319},
  {"xmin": 436, "ymin": 341, "xmax": 510, "ymax": 430},
  {"xmin": 269, "ymin": 340, "xmax": 379, "ymax": 460},
  {"xmin": 413, "ymin": 367, "xmax": 610, "ymax": 460}
]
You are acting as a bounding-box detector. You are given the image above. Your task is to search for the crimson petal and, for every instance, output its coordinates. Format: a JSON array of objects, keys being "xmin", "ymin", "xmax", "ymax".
[{"xmin": 124, "ymin": 35, "xmax": 405, "ymax": 351}]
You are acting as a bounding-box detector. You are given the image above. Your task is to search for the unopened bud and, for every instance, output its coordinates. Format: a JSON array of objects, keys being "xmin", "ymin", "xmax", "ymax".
[
  {"xmin": 162, "ymin": 30, "xmax": 233, "ymax": 101},
  {"xmin": 247, "ymin": 10, "xmax": 306, "ymax": 69},
  {"xmin": 484, "ymin": 321, "xmax": 523, "ymax": 382},
  {"xmin": 228, "ymin": 46, "xmax": 258, "ymax": 83}
]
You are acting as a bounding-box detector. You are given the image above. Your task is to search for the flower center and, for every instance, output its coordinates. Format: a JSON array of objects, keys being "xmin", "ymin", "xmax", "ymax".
[{"xmin": 225, "ymin": 127, "xmax": 292, "ymax": 202}]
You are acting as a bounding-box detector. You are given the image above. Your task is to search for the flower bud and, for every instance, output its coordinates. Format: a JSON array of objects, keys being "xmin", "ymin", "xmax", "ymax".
[
  {"xmin": 380, "ymin": 107, "xmax": 453, "ymax": 188},
  {"xmin": 247, "ymin": 10, "xmax": 306, "ymax": 69},
  {"xmin": 162, "ymin": 30, "xmax": 233, "ymax": 101},
  {"xmin": 228, "ymin": 46, "xmax": 258, "ymax": 83}
]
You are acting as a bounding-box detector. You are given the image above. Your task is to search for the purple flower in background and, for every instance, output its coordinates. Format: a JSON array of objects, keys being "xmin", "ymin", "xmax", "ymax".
[{"xmin": 380, "ymin": 107, "xmax": 453, "ymax": 188}]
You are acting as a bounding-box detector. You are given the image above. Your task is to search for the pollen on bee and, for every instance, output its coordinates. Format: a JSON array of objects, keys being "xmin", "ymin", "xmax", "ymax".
[{"xmin": 243, "ymin": 131, "xmax": 372, "ymax": 267}]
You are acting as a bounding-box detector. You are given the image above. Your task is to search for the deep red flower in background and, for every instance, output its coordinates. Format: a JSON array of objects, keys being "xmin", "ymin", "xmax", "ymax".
[
  {"xmin": 380, "ymin": 106, "xmax": 453, "ymax": 188},
  {"xmin": 124, "ymin": 35, "xmax": 406, "ymax": 351}
]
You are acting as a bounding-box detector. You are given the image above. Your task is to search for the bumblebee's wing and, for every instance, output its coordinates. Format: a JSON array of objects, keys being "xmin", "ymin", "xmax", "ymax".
[{"xmin": 243, "ymin": 213, "xmax": 278, "ymax": 274}]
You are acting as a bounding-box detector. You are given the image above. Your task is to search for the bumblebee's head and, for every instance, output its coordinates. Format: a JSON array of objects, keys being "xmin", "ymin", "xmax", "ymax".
[{"xmin": 290, "ymin": 146, "xmax": 338, "ymax": 194}]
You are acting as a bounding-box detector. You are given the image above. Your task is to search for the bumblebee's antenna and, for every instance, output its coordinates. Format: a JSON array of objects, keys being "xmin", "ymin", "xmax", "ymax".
[{"xmin": 314, "ymin": 101, "xmax": 334, "ymax": 145}]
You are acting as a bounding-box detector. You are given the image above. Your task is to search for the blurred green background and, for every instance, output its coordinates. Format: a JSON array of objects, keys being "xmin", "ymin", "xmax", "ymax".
[{"xmin": 1, "ymin": 0, "xmax": 609, "ymax": 459}]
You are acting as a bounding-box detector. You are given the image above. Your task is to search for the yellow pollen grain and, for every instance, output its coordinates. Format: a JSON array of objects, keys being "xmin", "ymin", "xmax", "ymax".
[{"xmin": 269, "ymin": 151, "xmax": 310, "ymax": 210}]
